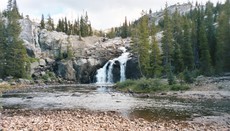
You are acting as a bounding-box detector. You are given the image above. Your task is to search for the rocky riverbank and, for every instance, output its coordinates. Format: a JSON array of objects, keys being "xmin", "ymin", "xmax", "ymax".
[
  {"xmin": 1, "ymin": 75, "xmax": 230, "ymax": 130},
  {"xmin": 0, "ymin": 109, "xmax": 229, "ymax": 131},
  {"xmin": 126, "ymin": 75, "xmax": 230, "ymax": 100}
]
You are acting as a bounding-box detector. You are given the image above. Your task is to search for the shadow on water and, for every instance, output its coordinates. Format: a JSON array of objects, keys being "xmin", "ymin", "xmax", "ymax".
[
  {"xmin": 129, "ymin": 108, "xmax": 191, "ymax": 121},
  {"xmin": 1, "ymin": 85, "xmax": 230, "ymax": 122}
]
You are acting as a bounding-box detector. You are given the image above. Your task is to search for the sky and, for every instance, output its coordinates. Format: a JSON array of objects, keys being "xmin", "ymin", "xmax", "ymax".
[{"xmin": 0, "ymin": 0, "xmax": 226, "ymax": 30}]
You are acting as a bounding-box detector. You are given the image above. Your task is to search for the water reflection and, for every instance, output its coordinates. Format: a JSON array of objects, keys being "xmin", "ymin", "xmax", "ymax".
[{"xmin": 1, "ymin": 85, "xmax": 230, "ymax": 121}]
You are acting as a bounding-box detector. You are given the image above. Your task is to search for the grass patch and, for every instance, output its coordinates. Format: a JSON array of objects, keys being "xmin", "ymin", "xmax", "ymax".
[
  {"xmin": 0, "ymin": 83, "xmax": 14, "ymax": 93},
  {"xmin": 170, "ymin": 84, "xmax": 190, "ymax": 91},
  {"xmin": 116, "ymin": 78, "xmax": 190, "ymax": 93}
]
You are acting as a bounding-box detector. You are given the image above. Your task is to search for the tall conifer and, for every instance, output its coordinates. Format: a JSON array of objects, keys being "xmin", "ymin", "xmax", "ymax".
[{"xmin": 162, "ymin": 3, "xmax": 173, "ymax": 73}]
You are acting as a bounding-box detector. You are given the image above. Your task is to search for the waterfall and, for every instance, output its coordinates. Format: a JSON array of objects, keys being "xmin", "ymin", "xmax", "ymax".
[
  {"xmin": 96, "ymin": 47, "xmax": 130, "ymax": 84},
  {"xmin": 107, "ymin": 60, "xmax": 114, "ymax": 83}
]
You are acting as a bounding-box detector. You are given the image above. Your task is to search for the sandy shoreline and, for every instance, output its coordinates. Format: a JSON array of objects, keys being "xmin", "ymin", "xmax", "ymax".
[{"xmin": 0, "ymin": 109, "xmax": 229, "ymax": 131}]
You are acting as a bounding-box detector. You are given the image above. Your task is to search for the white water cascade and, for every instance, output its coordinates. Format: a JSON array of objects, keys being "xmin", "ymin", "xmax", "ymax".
[{"xmin": 96, "ymin": 47, "xmax": 130, "ymax": 84}]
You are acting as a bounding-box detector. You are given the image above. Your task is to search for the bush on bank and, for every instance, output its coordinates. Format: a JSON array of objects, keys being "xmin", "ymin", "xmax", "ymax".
[{"xmin": 115, "ymin": 78, "xmax": 190, "ymax": 93}]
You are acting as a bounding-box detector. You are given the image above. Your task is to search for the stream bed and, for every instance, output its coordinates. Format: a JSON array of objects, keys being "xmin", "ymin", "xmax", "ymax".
[{"xmin": 1, "ymin": 85, "xmax": 230, "ymax": 122}]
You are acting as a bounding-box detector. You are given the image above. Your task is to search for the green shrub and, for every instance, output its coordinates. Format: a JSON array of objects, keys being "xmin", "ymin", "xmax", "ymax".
[
  {"xmin": 116, "ymin": 79, "xmax": 136, "ymax": 88},
  {"xmin": 183, "ymin": 69, "xmax": 194, "ymax": 83},
  {"xmin": 116, "ymin": 78, "xmax": 170, "ymax": 93},
  {"xmin": 116, "ymin": 77, "xmax": 190, "ymax": 93},
  {"xmin": 190, "ymin": 69, "xmax": 200, "ymax": 78},
  {"xmin": 168, "ymin": 71, "xmax": 176, "ymax": 85},
  {"xmin": 28, "ymin": 57, "xmax": 39, "ymax": 63},
  {"xmin": 170, "ymin": 84, "xmax": 190, "ymax": 91},
  {"xmin": 41, "ymin": 74, "xmax": 49, "ymax": 81}
]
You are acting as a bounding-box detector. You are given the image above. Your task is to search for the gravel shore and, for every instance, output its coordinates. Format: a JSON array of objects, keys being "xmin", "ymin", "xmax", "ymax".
[{"xmin": 1, "ymin": 109, "xmax": 229, "ymax": 131}]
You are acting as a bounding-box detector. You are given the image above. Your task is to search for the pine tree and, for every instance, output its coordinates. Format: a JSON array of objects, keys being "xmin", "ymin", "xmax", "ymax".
[
  {"xmin": 173, "ymin": 42, "xmax": 183, "ymax": 73},
  {"xmin": 73, "ymin": 19, "xmax": 79, "ymax": 35},
  {"xmin": 80, "ymin": 16, "xmax": 84, "ymax": 37},
  {"xmin": 121, "ymin": 16, "xmax": 129, "ymax": 38},
  {"xmin": 80, "ymin": 15, "xmax": 89, "ymax": 37},
  {"xmin": 215, "ymin": 19, "xmax": 224, "ymax": 73},
  {"xmin": 149, "ymin": 22, "xmax": 162, "ymax": 78},
  {"xmin": 67, "ymin": 20, "xmax": 72, "ymax": 35},
  {"xmin": 56, "ymin": 19, "xmax": 62, "ymax": 32},
  {"xmin": 205, "ymin": 1, "xmax": 217, "ymax": 67},
  {"xmin": 47, "ymin": 15, "xmax": 54, "ymax": 31},
  {"xmin": 12, "ymin": 0, "xmax": 20, "ymax": 18},
  {"xmin": 216, "ymin": 0, "xmax": 230, "ymax": 72},
  {"xmin": 78, "ymin": 18, "xmax": 82, "ymax": 40},
  {"xmin": 172, "ymin": 8, "xmax": 183, "ymax": 73},
  {"xmin": 5, "ymin": 0, "xmax": 29, "ymax": 78},
  {"xmin": 162, "ymin": 3, "xmax": 173, "ymax": 73},
  {"xmin": 107, "ymin": 28, "xmax": 116, "ymax": 38},
  {"xmin": 199, "ymin": 20, "xmax": 212, "ymax": 75},
  {"xmin": 137, "ymin": 14, "xmax": 150, "ymax": 77},
  {"xmin": 61, "ymin": 18, "xmax": 65, "ymax": 32},
  {"xmin": 0, "ymin": 13, "xmax": 6, "ymax": 78},
  {"xmin": 64, "ymin": 17, "xmax": 68, "ymax": 34},
  {"xmin": 172, "ymin": 8, "xmax": 183, "ymax": 46},
  {"xmin": 190, "ymin": 4, "xmax": 201, "ymax": 69},
  {"xmin": 88, "ymin": 23, "xmax": 93, "ymax": 36},
  {"xmin": 182, "ymin": 17, "xmax": 194, "ymax": 70},
  {"xmin": 40, "ymin": 14, "xmax": 45, "ymax": 29}
]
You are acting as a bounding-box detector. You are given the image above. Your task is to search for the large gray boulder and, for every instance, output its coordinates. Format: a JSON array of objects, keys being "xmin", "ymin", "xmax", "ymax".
[
  {"xmin": 125, "ymin": 56, "xmax": 142, "ymax": 80},
  {"xmin": 57, "ymin": 60, "xmax": 76, "ymax": 81},
  {"xmin": 39, "ymin": 59, "xmax": 46, "ymax": 67},
  {"xmin": 30, "ymin": 61, "xmax": 39, "ymax": 75},
  {"xmin": 73, "ymin": 58, "xmax": 99, "ymax": 83}
]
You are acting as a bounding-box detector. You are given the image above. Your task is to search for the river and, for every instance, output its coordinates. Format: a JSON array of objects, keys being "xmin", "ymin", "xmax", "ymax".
[{"xmin": 1, "ymin": 85, "xmax": 230, "ymax": 122}]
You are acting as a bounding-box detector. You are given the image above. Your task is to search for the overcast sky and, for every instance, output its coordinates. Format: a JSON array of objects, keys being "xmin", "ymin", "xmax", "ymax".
[{"xmin": 0, "ymin": 0, "xmax": 226, "ymax": 30}]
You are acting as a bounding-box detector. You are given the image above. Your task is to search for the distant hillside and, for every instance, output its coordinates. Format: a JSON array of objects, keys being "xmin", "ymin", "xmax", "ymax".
[{"xmin": 148, "ymin": 3, "xmax": 193, "ymax": 25}]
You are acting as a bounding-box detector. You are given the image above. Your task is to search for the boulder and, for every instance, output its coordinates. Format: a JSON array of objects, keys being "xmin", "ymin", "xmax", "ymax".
[
  {"xmin": 73, "ymin": 59, "xmax": 88, "ymax": 83},
  {"xmin": 73, "ymin": 58, "xmax": 103, "ymax": 83},
  {"xmin": 10, "ymin": 82, "xmax": 17, "ymax": 85},
  {"xmin": 24, "ymin": 41, "xmax": 36, "ymax": 57},
  {"xmin": 45, "ymin": 58, "xmax": 55, "ymax": 65},
  {"xmin": 87, "ymin": 58, "xmax": 100, "ymax": 66},
  {"xmin": 16, "ymin": 79, "xmax": 31, "ymax": 85},
  {"xmin": 112, "ymin": 61, "xmax": 121, "ymax": 82},
  {"xmin": 34, "ymin": 80, "xmax": 44, "ymax": 85},
  {"xmin": 125, "ymin": 56, "xmax": 142, "ymax": 79},
  {"xmin": 30, "ymin": 61, "xmax": 40, "ymax": 76},
  {"xmin": 41, "ymin": 71, "xmax": 46, "ymax": 76},
  {"xmin": 39, "ymin": 59, "xmax": 46, "ymax": 67},
  {"xmin": 57, "ymin": 60, "xmax": 76, "ymax": 81},
  {"xmin": 39, "ymin": 30, "xmax": 68, "ymax": 51},
  {"xmin": 4, "ymin": 76, "xmax": 13, "ymax": 82}
]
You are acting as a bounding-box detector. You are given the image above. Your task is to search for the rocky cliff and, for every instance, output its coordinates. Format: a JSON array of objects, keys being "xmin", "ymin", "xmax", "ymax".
[
  {"xmin": 149, "ymin": 3, "xmax": 192, "ymax": 25},
  {"xmin": 19, "ymin": 18, "xmax": 137, "ymax": 83}
]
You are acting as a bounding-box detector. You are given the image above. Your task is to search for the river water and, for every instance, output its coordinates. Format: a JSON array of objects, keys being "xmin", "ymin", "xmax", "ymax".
[{"xmin": 1, "ymin": 85, "xmax": 230, "ymax": 122}]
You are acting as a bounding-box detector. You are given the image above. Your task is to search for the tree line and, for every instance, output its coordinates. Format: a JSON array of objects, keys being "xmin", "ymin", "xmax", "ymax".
[
  {"xmin": 40, "ymin": 12, "xmax": 93, "ymax": 37},
  {"xmin": 0, "ymin": 0, "xmax": 29, "ymax": 79},
  {"xmin": 129, "ymin": 0, "xmax": 230, "ymax": 83}
]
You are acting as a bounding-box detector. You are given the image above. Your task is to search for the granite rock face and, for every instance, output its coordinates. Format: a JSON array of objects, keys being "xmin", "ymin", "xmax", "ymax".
[{"xmin": 19, "ymin": 18, "xmax": 136, "ymax": 83}]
